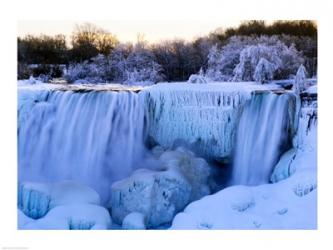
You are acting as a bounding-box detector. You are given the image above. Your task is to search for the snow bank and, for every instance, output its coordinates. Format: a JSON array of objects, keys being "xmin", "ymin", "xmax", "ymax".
[
  {"xmin": 171, "ymin": 169, "xmax": 317, "ymax": 229},
  {"xmin": 108, "ymin": 147, "xmax": 211, "ymax": 228},
  {"xmin": 143, "ymin": 82, "xmax": 281, "ymax": 161},
  {"xmin": 21, "ymin": 204, "xmax": 112, "ymax": 230}
]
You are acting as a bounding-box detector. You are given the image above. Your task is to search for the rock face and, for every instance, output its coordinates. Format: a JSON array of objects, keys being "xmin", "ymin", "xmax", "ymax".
[{"xmin": 108, "ymin": 147, "xmax": 211, "ymax": 228}]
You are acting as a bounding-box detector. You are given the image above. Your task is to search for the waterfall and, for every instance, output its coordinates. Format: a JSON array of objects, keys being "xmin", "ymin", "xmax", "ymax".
[
  {"xmin": 18, "ymin": 89, "xmax": 147, "ymax": 203},
  {"xmin": 231, "ymin": 92, "xmax": 297, "ymax": 185}
]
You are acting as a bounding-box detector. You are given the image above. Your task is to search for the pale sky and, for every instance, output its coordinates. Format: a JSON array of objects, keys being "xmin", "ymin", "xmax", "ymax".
[{"xmin": 17, "ymin": 20, "xmax": 242, "ymax": 43}]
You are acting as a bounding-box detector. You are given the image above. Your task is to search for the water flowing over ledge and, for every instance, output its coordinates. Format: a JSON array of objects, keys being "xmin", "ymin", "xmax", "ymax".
[
  {"xmin": 18, "ymin": 83, "xmax": 314, "ymax": 229},
  {"xmin": 18, "ymin": 87, "xmax": 147, "ymax": 203},
  {"xmin": 18, "ymin": 82, "xmax": 303, "ymax": 219}
]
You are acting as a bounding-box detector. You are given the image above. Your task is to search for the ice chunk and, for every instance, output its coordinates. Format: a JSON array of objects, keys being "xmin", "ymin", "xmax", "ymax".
[
  {"xmin": 18, "ymin": 182, "xmax": 51, "ymax": 219},
  {"xmin": 122, "ymin": 212, "xmax": 146, "ymax": 230},
  {"xmin": 270, "ymin": 149, "xmax": 297, "ymax": 183}
]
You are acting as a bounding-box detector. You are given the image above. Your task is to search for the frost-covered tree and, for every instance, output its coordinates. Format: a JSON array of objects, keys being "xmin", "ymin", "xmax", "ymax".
[
  {"xmin": 205, "ymin": 36, "xmax": 304, "ymax": 82},
  {"xmin": 232, "ymin": 43, "xmax": 282, "ymax": 81},
  {"xmin": 253, "ymin": 58, "xmax": 275, "ymax": 83},
  {"xmin": 123, "ymin": 42, "xmax": 163, "ymax": 85},
  {"xmin": 293, "ymin": 64, "xmax": 308, "ymax": 94},
  {"xmin": 64, "ymin": 54, "xmax": 110, "ymax": 83},
  {"xmin": 64, "ymin": 41, "xmax": 163, "ymax": 85},
  {"xmin": 206, "ymin": 36, "xmax": 256, "ymax": 81}
]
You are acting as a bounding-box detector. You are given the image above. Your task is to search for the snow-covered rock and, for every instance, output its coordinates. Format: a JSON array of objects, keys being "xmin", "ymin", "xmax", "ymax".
[
  {"xmin": 108, "ymin": 147, "xmax": 212, "ymax": 228},
  {"xmin": 109, "ymin": 168, "xmax": 191, "ymax": 228},
  {"xmin": 21, "ymin": 204, "xmax": 112, "ymax": 230},
  {"xmin": 159, "ymin": 147, "xmax": 211, "ymax": 200},
  {"xmin": 122, "ymin": 212, "xmax": 146, "ymax": 230},
  {"xmin": 18, "ymin": 181, "xmax": 101, "ymax": 219}
]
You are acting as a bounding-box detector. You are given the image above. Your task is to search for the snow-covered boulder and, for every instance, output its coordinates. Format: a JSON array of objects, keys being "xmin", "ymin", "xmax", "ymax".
[
  {"xmin": 109, "ymin": 168, "xmax": 191, "ymax": 228},
  {"xmin": 159, "ymin": 147, "xmax": 211, "ymax": 200},
  {"xmin": 108, "ymin": 147, "xmax": 211, "ymax": 228},
  {"xmin": 122, "ymin": 212, "xmax": 146, "ymax": 230},
  {"xmin": 18, "ymin": 181, "xmax": 101, "ymax": 219},
  {"xmin": 108, "ymin": 147, "xmax": 212, "ymax": 228},
  {"xmin": 49, "ymin": 181, "xmax": 101, "ymax": 208},
  {"xmin": 21, "ymin": 204, "xmax": 112, "ymax": 230}
]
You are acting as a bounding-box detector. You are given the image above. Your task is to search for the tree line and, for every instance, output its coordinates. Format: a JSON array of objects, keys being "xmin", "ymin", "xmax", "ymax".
[{"xmin": 17, "ymin": 20, "xmax": 317, "ymax": 82}]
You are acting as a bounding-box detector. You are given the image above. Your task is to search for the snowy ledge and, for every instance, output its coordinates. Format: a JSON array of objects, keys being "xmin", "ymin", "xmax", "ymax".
[
  {"xmin": 18, "ymin": 81, "xmax": 284, "ymax": 94},
  {"xmin": 17, "ymin": 82, "xmax": 146, "ymax": 93}
]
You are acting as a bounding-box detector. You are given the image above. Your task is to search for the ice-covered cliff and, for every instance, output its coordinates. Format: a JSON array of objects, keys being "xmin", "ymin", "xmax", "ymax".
[{"xmin": 142, "ymin": 82, "xmax": 281, "ymax": 161}]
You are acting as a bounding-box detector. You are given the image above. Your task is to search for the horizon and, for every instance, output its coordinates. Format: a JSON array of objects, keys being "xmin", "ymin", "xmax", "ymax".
[{"xmin": 18, "ymin": 20, "xmax": 243, "ymax": 43}]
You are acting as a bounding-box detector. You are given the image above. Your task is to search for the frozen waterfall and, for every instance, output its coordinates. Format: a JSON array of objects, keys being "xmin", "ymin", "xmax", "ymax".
[
  {"xmin": 18, "ymin": 88, "xmax": 147, "ymax": 203},
  {"xmin": 231, "ymin": 92, "xmax": 298, "ymax": 185}
]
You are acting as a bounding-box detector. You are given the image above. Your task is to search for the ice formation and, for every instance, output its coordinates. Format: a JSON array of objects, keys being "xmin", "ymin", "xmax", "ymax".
[
  {"xmin": 271, "ymin": 87, "xmax": 317, "ymax": 182},
  {"xmin": 143, "ymin": 82, "xmax": 281, "ymax": 161},
  {"xmin": 18, "ymin": 180, "xmax": 112, "ymax": 230},
  {"xmin": 108, "ymin": 147, "xmax": 211, "ymax": 228},
  {"xmin": 18, "ymin": 181, "xmax": 101, "ymax": 219}
]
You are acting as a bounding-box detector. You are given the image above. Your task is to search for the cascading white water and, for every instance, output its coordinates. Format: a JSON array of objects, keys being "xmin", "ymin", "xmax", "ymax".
[
  {"xmin": 18, "ymin": 89, "xmax": 147, "ymax": 203},
  {"xmin": 231, "ymin": 92, "xmax": 296, "ymax": 185}
]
